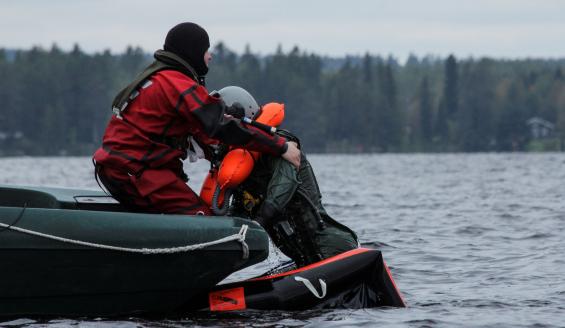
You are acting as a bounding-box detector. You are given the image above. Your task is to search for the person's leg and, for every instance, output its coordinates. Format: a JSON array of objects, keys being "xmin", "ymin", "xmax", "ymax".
[
  {"xmin": 146, "ymin": 176, "xmax": 211, "ymax": 215},
  {"xmin": 96, "ymin": 165, "xmax": 210, "ymax": 215},
  {"xmin": 259, "ymin": 155, "xmax": 359, "ymax": 265},
  {"xmin": 96, "ymin": 165, "xmax": 150, "ymax": 211},
  {"xmin": 315, "ymin": 217, "xmax": 359, "ymax": 258}
]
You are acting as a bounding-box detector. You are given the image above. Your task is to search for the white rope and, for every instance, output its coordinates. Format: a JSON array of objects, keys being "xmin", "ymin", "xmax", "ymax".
[{"xmin": 0, "ymin": 222, "xmax": 250, "ymax": 259}]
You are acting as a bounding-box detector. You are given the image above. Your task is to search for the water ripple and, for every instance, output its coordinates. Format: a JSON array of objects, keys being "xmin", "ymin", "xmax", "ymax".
[{"xmin": 1, "ymin": 153, "xmax": 564, "ymax": 327}]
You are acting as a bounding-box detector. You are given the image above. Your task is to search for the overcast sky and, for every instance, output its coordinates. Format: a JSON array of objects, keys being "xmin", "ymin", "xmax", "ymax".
[{"xmin": 1, "ymin": 0, "xmax": 564, "ymax": 60}]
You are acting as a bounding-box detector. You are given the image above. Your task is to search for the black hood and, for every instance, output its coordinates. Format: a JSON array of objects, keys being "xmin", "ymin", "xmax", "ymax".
[{"xmin": 164, "ymin": 22, "xmax": 210, "ymax": 76}]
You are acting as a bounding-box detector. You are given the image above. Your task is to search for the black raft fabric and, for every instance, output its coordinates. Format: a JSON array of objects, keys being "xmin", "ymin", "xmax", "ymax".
[{"xmin": 184, "ymin": 249, "xmax": 405, "ymax": 311}]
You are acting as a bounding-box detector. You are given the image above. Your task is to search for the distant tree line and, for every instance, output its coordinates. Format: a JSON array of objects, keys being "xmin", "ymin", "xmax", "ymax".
[{"xmin": 0, "ymin": 44, "xmax": 564, "ymax": 156}]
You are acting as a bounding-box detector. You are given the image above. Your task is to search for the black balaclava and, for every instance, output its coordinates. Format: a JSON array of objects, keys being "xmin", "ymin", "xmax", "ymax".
[{"xmin": 164, "ymin": 22, "xmax": 210, "ymax": 76}]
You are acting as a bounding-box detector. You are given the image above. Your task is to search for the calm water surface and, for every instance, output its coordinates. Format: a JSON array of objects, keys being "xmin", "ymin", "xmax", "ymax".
[{"xmin": 0, "ymin": 153, "xmax": 564, "ymax": 327}]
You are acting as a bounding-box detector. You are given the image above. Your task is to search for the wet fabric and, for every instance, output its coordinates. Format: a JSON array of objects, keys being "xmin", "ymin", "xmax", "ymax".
[{"xmin": 235, "ymin": 150, "xmax": 359, "ymax": 266}]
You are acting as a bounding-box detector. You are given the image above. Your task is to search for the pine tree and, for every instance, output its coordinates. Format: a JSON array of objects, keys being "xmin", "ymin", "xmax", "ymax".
[
  {"xmin": 445, "ymin": 55, "xmax": 458, "ymax": 119},
  {"xmin": 419, "ymin": 76, "xmax": 433, "ymax": 145}
]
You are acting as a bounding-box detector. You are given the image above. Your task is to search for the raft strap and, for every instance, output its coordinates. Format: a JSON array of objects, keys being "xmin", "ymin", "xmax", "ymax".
[{"xmin": 0, "ymin": 221, "xmax": 250, "ymax": 259}]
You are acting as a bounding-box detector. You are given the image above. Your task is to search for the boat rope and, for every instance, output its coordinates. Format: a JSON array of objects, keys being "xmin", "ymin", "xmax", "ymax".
[
  {"xmin": 0, "ymin": 222, "xmax": 250, "ymax": 259},
  {"xmin": 0, "ymin": 203, "xmax": 26, "ymax": 234}
]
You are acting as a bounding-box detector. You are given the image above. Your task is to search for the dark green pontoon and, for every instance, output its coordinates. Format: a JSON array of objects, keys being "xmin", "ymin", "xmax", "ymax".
[{"xmin": 0, "ymin": 184, "xmax": 269, "ymax": 317}]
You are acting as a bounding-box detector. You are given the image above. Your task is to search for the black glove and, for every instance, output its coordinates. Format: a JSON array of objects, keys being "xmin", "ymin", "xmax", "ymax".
[
  {"xmin": 225, "ymin": 102, "xmax": 245, "ymax": 119},
  {"xmin": 254, "ymin": 216, "xmax": 271, "ymax": 228},
  {"xmin": 255, "ymin": 201, "xmax": 279, "ymax": 228}
]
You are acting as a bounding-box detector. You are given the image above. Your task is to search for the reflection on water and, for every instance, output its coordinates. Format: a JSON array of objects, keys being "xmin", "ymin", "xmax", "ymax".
[{"xmin": 1, "ymin": 153, "xmax": 564, "ymax": 327}]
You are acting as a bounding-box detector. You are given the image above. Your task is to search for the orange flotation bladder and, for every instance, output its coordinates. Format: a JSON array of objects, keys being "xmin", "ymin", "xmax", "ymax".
[
  {"xmin": 257, "ymin": 102, "xmax": 285, "ymax": 126},
  {"xmin": 200, "ymin": 102, "xmax": 285, "ymax": 214}
]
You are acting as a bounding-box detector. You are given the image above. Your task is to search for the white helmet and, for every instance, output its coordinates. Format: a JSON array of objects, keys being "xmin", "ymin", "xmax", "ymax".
[{"xmin": 215, "ymin": 86, "xmax": 260, "ymax": 119}]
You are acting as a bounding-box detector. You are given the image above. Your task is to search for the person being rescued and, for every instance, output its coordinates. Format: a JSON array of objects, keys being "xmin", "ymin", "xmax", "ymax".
[
  {"xmin": 93, "ymin": 22, "xmax": 300, "ymax": 215},
  {"xmin": 203, "ymin": 86, "xmax": 359, "ymax": 268}
]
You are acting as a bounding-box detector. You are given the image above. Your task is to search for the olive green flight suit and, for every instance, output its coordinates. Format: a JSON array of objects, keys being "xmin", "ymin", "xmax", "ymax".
[{"xmin": 234, "ymin": 149, "xmax": 358, "ymax": 267}]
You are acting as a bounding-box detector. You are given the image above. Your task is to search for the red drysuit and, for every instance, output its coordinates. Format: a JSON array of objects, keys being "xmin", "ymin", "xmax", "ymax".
[{"xmin": 94, "ymin": 69, "xmax": 287, "ymax": 214}]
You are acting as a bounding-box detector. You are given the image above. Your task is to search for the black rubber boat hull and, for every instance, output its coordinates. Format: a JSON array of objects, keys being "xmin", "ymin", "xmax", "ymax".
[
  {"xmin": 0, "ymin": 185, "xmax": 269, "ymax": 317},
  {"xmin": 186, "ymin": 248, "xmax": 406, "ymax": 311}
]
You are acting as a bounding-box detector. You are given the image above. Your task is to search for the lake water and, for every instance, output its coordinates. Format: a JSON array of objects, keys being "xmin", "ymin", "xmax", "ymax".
[{"xmin": 1, "ymin": 153, "xmax": 564, "ymax": 327}]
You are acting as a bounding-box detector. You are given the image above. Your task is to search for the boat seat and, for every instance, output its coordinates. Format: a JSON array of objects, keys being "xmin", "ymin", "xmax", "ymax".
[{"xmin": 0, "ymin": 187, "xmax": 60, "ymax": 209}]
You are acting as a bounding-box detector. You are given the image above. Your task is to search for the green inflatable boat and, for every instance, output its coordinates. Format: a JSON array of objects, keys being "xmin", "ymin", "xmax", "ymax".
[{"xmin": 0, "ymin": 184, "xmax": 269, "ymax": 317}]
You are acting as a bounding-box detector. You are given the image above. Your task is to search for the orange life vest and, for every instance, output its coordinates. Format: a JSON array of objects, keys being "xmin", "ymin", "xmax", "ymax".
[{"xmin": 200, "ymin": 102, "xmax": 285, "ymax": 214}]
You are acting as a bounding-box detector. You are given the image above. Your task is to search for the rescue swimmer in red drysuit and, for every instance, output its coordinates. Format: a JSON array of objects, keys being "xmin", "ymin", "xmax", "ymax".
[{"xmin": 93, "ymin": 22, "xmax": 300, "ymax": 215}]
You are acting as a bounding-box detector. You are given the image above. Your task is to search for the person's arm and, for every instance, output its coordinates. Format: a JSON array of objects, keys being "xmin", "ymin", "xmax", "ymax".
[
  {"xmin": 257, "ymin": 153, "xmax": 302, "ymax": 222},
  {"xmin": 280, "ymin": 141, "xmax": 300, "ymax": 169},
  {"xmin": 178, "ymin": 82, "xmax": 288, "ymax": 155}
]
